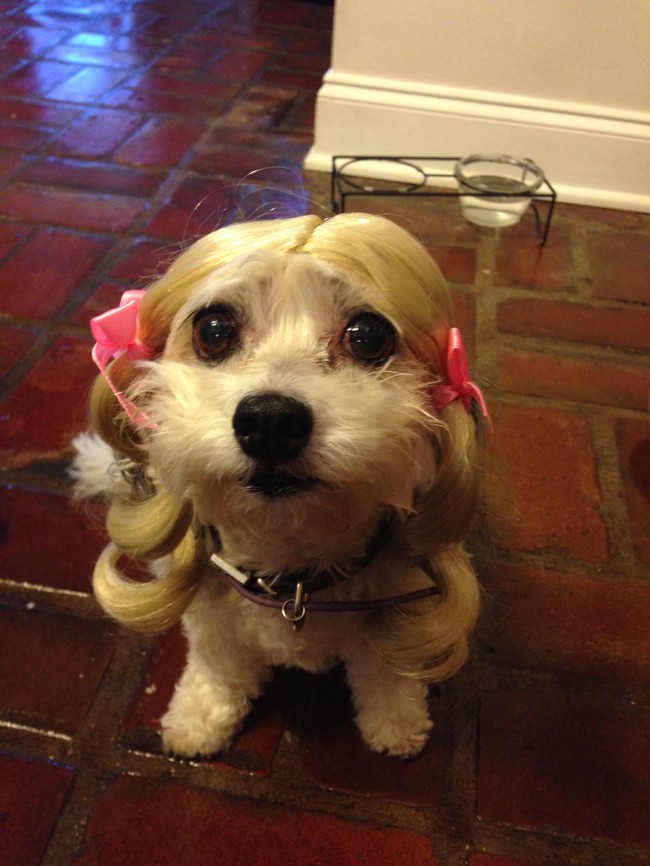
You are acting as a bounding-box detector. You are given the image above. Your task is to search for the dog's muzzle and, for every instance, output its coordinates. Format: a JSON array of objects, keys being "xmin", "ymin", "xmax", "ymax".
[{"xmin": 233, "ymin": 391, "xmax": 316, "ymax": 498}]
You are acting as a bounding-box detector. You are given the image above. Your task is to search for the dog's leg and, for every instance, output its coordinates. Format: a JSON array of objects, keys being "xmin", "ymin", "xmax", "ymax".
[
  {"xmin": 344, "ymin": 648, "xmax": 433, "ymax": 758},
  {"xmin": 161, "ymin": 621, "xmax": 271, "ymax": 758}
]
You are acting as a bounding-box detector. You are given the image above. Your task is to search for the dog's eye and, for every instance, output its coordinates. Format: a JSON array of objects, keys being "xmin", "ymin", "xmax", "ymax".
[
  {"xmin": 343, "ymin": 313, "xmax": 396, "ymax": 365},
  {"xmin": 192, "ymin": 305, "xmax": 239, "ymax": 362}
]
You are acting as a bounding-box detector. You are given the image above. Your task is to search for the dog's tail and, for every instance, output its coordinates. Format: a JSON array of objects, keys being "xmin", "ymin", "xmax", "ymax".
[{"xmin": 69, "ymin": 432, "xmax": 121, "ymax": 499}]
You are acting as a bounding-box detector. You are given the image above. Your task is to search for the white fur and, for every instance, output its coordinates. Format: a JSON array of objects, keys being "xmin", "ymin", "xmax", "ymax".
[
  {"xmin": 162, "ymin": 578, "xmax": 433, "ymax": 758},
  {"xmin": 137, "ymin": 253, "xmax": 437, "ymax": 575},
  {"xmin": 74, "ymin": 249, "xmax": 456, "ymax": 759},
  {"xmin": 69, "ymin": 432, "xmax": 130, "ymax": 499}
]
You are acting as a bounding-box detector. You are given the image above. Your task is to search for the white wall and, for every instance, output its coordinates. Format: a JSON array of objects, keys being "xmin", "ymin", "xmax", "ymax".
[{"xmin": 305, "ymin": 0, "xmax": 650, "ymax": 211}]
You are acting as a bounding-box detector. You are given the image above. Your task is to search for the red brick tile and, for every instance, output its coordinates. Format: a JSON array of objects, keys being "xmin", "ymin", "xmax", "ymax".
[
  {"xmin": 120, "ymin": 628, "xmax": 182, "ymax": 744},
  {"xmin": 484, "ymin": 403, "xmax": 608, "ymax": 562},
  {"xmin": 0, "ymin": 96, "xmax": 80, "ymax": 129},
  {"xmin": 0, "ymin": 121, "xmax": 49, "ymax": 152},
  {"xmin": 0, "ymin": 228, "xmax": 109, "ymax": 318},
  {"xmin": 46, "ymin": 66, "xmax": 129, "ymax": 103},
  {"xmin": 0, "ymin": 755, "xmax": 73, "ymax": 866},
  {"xmin": 493, "ymin": 224, "xmax": 574, "ymax": 290},
  {"xmin": 145, "ymin": 177, "xmax": 238, "ymax": 241},
  {"xmin": 44, "ymin": 43, "xmax": 143, "ymax": 69},
  {"xmin": 114, "ymin": 117, "xmax": 206, "ymax": 168},
  {"xmin": 300, "ymin": 671, "xmax": 449, "ymax": 806},
  {"xmin": 586, "ymin": 231, "xmax": 650, "ymax": 304},
  {"xmin": 259, "ymin": 68, "xmax": 325, "ymax": 91},
  {"xmin": 480, "ymin": 563, "xmax": 650, "ymax": 686},
  {"xmin": 135, "ymin": 9, "xmax": 212, "ymax": 42},
  {"xmin": 49, "ymin": 109, "xmax": 143, "ymax": 158},
  {"xmin": 616, "ymin": 417, "xmax": 650, "ymax": 567},
  {"xmin": 73, "ymin": 775, "xmax": 440, "ymax": 866},
  {"xmin": 498, "ymin": 349, "xmax": 650, "ymax": 411},
  {"xmin": 259, "ymin": 2, "xmax": 332, "ymax": 27},
  {"xmin": 285, "ymin": 32, "xmax": 334, "ymax": 57},
  {"xmin": 0, "ymin": 325, "xmax": 35, "ymax": 377},
  {"xmin": 0, "ymin": 487, "xmax": 106, "ymax": 593},
  {"xmin": 190, "ymin": 29, "xmax": 279, "ymax": 52},
  {"xmin": 430, "ymin": 244, "xmax": 477, "ymax": 285},
  {"xmin": 0, "ymin": 221, "xmax": 30, "ymax": 261},
  {"xmin": 100, "ymin": 84, "xmax": 235, "ymax": 117},
  {"xmin": 72, "ymin": 282, "xmax": 123, "ymax": 327},
  {"xmin": 0, "ymin": 54, "xmax": 21, "ymax": 76},
  {"xmin": 346, "ymin": 196, "xmax": 476, "ymax": 243},
  {"xmin": 3, "ymin": 25, "xmax": 69, "ymax": 56},
  {"xmin": 497, "ymin": 296, "xmax": 650, "ymax": 351},
  {"xmin": 0, "ymin": 149, "xmax": 24, "ymax": 178},
  {"xmin": 106, "ymin": 72, "xmax": 239, "ymax": 111},
  {"xmin": 274, "ymin": 51, "xmax": 331, "ymax": 77},
  {"xmin": 109, "ymin": 238, "xmax": 172, "ymax": 282},
  {"xmin": 557, "ymin": 202, "xmax": 649, "ymax": 230},
  {"xmin": 208, "ymin": 48, "xmax": 269, "ymax": 79},
  {"xmin": 121, "ymin": 628, "xmax": 284, "ymax": 775},
  {"xmin": 188, "ymin": 128, "xmax": 311, "ymax": 178},
  {"xmin": 0, "ymin": 334, "xmax": 95, "ymax": 468},
  {"xmin": 66, "ymin": 31, "xmax": 152, "ymax": 52},
  {"xmin": 0, "ymin": 60, "xmax": 80, "ymax": 98},
  {"xmin": 221, "ymin": 85, "xmax": 297, "ymax": 128},
  {"xmin": 200, "ymin": 163, "xmax": 311, "ymax": 221},
  {"xmin": 0, "ymin": 605, "xmax": 114, "ymax": 734},
  {"xmin": 283, "ymin": 96, "xmax": 317, "ymax": 132},
  {"xmin": 477, "ymin": 689, "xmax": 650, "ymax": 844},
  {"xmin": 21, "ymin": 157, "xmax": 165, "ymax": 198},
  {"xmin": 152, "ymin": 45, "xmax": 214, "ymax": 75},
  {"xmin": 148, "ymin": 59, "xmax": 202, "ymax": 81},
  {"xmin": 0, "ymin": 184, "xmax": 146, "ymax": 232},
  {"xmin": 138, "ymin": 74, "xmax": 239, "ymax": 105}
]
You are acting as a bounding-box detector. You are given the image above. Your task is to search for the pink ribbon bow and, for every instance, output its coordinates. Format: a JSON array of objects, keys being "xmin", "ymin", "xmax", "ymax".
[
  {"xmin": 431, "ymin": 328, "xmax": 491, "ymax": 428},
  {"xmin": 91, "ymin": 290, "xmax": 157, "ymax": 429}
]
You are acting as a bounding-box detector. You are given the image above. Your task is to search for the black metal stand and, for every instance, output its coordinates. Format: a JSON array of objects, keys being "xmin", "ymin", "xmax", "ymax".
[{"xmin": 331, "ymin": 156, "xmax": 557, "ymax": 246}]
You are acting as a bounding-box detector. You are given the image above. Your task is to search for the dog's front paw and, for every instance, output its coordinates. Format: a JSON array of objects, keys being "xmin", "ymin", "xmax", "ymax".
[
  {"xmin": 161, "ymin": 684, "xmax": 251, "ymax": 759},
  {"xmin": 346, "ymin": 662, "xmax": 434, "ymax": 757},
  {"xmin": 161, "ymin": 715, "xmax": 232, "ymax": 759},
  {"xmin": 358, "ymin": 711, "xmax": 434, "ymax": 758},
  {"xmin": 350, "ymin": 678, "xmax": 434, "ymax": 759}
]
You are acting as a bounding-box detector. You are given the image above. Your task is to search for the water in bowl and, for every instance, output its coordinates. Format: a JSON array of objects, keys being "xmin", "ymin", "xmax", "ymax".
[{"xmin": 458, "ymin": 174, "xmax": 533, "ymax": 227}]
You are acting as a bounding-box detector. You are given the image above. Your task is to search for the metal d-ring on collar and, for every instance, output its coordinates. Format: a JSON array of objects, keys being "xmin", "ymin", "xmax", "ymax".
[{"xmin": 206, "ymin": 525, "xmax": 441, "ymax": 631}]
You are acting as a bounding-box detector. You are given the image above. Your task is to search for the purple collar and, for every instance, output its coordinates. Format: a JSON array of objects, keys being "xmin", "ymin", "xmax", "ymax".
[{"xmin": 206, "ymin": 525, "xmax": 439, "ymax": 631}]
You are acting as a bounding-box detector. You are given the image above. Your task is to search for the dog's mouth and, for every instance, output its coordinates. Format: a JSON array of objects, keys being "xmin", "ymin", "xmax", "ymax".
[{"xmin": 245, "ymin": 472, "xmax": 318, "ymax": 499}]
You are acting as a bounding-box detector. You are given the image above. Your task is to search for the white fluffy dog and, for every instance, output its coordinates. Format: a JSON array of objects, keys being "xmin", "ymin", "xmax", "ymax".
[{"xmin": 72, "ymin": 213, "xmax": 486, "ymax": 758}]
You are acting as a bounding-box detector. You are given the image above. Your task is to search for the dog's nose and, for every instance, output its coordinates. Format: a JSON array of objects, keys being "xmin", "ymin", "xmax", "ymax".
[{"xmin": 233, "ymin": 392, "xmax": 313, "ymax": 461}]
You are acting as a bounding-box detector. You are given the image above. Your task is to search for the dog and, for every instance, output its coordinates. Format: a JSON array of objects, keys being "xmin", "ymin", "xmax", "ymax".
[{"xmin": 71, "ymin": 213, "xmax": 487, "ymax": 758}]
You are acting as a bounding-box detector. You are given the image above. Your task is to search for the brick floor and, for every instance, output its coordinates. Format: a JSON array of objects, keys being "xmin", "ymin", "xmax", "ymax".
[
  {"xmin": 477, "ymin": 690, "xmax": 650, "ymax": 845},
  {"xmin": 0, "ymin": 2, "xmax": 648, "ymax": 865},
  {"xmin": 0, "ymin": 755, "xmax": 74, "ymax": 866},
  {"xmin": 73, "ymin": 776, "xmax": 441, "ymax": 866}
]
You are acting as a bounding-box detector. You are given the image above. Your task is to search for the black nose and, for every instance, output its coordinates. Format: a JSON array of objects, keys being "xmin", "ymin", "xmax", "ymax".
[{"xmin": 232, "ymin": 392, "xmax": 313, "ymax": 461}]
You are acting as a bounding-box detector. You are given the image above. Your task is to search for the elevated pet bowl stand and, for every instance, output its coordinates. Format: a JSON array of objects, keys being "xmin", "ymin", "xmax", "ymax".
[{"xmin": 330, "ymin": 156, "xmax": 557, "ymax": 246}]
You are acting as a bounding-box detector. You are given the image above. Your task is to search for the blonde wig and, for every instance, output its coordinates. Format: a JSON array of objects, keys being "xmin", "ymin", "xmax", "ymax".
[{"xmin": 89, "ymin": 213, "xmax": 482, "ymax": 683}]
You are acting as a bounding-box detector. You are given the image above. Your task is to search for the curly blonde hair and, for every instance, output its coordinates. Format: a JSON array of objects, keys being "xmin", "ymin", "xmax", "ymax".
[{"xmin": 89, "ymin": 213, "xmax": 482, "ymax": 683}]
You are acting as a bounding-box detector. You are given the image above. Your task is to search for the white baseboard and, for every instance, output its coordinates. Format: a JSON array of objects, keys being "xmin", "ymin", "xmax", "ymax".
[{"xmin": 305, "ymin": 72, "xmax": 650, "ymax": 213}]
